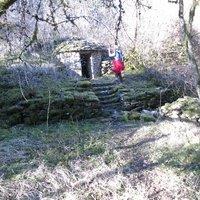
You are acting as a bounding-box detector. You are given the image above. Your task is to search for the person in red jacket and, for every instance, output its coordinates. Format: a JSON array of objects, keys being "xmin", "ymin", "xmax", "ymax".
[{"xmin": 108, "ymin": 45, "xmax": 125, "ymax": 82}]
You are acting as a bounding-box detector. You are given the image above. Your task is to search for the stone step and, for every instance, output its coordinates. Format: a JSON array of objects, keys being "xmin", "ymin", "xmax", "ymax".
[
  {"xmin": 93, "ymin": 88, "xmax": 117, "ymax": 96},
  {"xmin": 100, "ymin": 96, "xmax": 120, "ymax": 105},
  {"xmin": 101, "ymin": 102, "xmax": 121, "ymax": 109},
  {"xmin": 91, "ymin": 80, "xmax": 116, "ymax": 87},
  {"xmin": 98, "ymin": 93, "xmax": 119, "ymax": 101},
  {"xmin": 92, "ymin": 85, "xmax": 116, "ymax": 92},
  {"xmin": 91, "ymin": 80, "xmax": 122, "ymax": 114}
]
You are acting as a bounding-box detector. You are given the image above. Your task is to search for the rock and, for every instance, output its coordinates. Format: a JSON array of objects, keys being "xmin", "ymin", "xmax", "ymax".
[
  {"xmin": 121, "ymin": 111, "xmax": 156, "ymax": 122},
  {"xmin": 161, "ymin": 96, "xmax": 200, "ymax": 122}
]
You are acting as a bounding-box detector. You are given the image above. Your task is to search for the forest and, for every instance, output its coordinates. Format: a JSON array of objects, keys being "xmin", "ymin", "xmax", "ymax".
[{"xmin": 0, "ymin": 0, "xmax": 200, "ymax": 199}]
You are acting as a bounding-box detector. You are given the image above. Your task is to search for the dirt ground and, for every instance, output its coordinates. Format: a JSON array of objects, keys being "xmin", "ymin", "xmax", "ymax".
[{"xmin": 0, "ymin": 117, "xmax": 200, "ymax": 200}]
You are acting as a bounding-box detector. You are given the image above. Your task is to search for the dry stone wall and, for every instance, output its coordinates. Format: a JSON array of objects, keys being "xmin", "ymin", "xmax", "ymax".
[
  {"xmin": 56, "ymin": 52, "xmax": 82, "ymax": 78},
  {"xmin": 117, "ymin": 83, "xmax": 179, "ymax": 112},
  {"xmin": 91, "ymin": 51, "xmax": 102, "ymax": 78},
  {"xmin": 0, "ymin": 81, "xmax": 100, "ymax": 127}
]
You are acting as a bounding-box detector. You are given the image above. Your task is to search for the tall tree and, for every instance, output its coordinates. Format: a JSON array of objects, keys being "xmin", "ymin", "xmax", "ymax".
[{"xmin": 179, "ymin": 0, "xmax": 200, "ymax": 98}]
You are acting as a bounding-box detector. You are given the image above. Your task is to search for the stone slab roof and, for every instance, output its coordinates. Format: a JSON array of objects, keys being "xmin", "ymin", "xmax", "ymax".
[{"xmin": 55, "ymin": 38, "xmax": 107, "ymax": 53}]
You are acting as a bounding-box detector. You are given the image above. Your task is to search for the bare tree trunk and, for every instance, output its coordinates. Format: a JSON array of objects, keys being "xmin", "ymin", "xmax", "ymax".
[
  {"xmin": 0, "ymin": 0, "xmax": 17, "ymax": 16},
  {"xmin": 179, "ymin": 0, "xmax": 200, "ymax": 98},
  {"xmin": 115, "ymin": 0, "xmax": 123, "ymax": 45}
]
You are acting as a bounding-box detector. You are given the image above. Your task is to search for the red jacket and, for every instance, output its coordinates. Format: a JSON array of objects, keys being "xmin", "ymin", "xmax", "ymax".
[{"xmin": 112, "ymin": 59, "xmax": 124, "ymax": 75}]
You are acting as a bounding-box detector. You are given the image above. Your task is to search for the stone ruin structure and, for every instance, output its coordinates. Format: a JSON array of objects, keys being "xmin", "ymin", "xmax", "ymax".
[{"xmin": 55, "ymin": 38, "xmax": 108, "ymax": 79}]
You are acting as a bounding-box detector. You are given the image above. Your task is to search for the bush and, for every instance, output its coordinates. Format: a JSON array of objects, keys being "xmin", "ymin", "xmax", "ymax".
[{"xmin": 124, "ymin": 49, "xmax": 144, "ymax": 72}]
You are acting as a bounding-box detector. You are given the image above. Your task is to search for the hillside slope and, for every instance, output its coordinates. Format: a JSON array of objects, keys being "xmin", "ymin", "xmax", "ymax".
[{"xmin": 0, "ymin": 72, "xmax": 200, "ymax": 199}]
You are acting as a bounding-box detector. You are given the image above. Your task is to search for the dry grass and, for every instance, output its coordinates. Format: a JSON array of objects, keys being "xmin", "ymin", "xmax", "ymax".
[{"xmin": 0, "ymin": 118, "xmax": 200, "ymax": 200}]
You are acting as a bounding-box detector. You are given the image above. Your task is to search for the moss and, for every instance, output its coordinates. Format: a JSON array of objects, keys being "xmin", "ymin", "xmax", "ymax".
[
  {"xmin": 122, "ymin": 111, "xmax": 141, "ymax": 121},
  {"xmin": 24, "ymin": 113, "xmax": 39, "ymax": 125},
  {"xmin": 0, "ymin": 79, "xmax": 99, "ymax": 125},
  {"xmin": 162, "ymin": 96, "xmax": 200, "ymax": 121},
  {"xmin": 181, "ymin": 110, "xmax": 199, "ymax": 119},
  {"xmin": 129, "ymin": 111, "xmax": 141, "ymax": 120},
  {"xmin": 140, "ymin": 113, "xmax": 156, "ymax": 122},
  {"xmin": 63, "ymin": 86, "xmax": 75, "ymax": 92},
  {"xmin": 122, "ymin": 111, "xmax": 156, "ymax": 122},
  {"xmin": 0, "ymin": 87, "xmax": 22, "ymax": 107},
  {"xmin": 0, "ymin": 66, "xmax": 8, "ymax": 76},
  {"xmin": 118, "ymin": 88, "xmax": 130, "ymax": 93},
  {"xmin": 0, "ymin": 128, "xmax": 10, "ymax": 140},
  {"xmin": 64, "ymin": 91, "xmax": 74, "ymax": 101},
  {"xmin": 27, "ymin": 100, "xmax": 41, "ymax": 111},
  {"xmin": 49, "ymin": 109, "xmax": 61, "ymax": 116},
  {"xmin": 55, "ymin": 40, "xmax": 83, "ymax": 53},
  {"xmin": 162, "ymin": 103, "xmax": 171, "ymax": 111},
  {"xmin": 77, "ymin": 80, "xmax": 91, "ymax": 88},
  {"xmin": 7, "ymin": 105, "xmax": 24, "ymax": 114},
  {"xmin": 86, "ymin": 92, "xmax": 99, "ymax": 102},
  {"xmin": 8, "ymin": 113, "xmax": 22, "ymax": 126},
  {"xmin": 74, "ymin": 91, "xmax": 99, "ymax": 102}
]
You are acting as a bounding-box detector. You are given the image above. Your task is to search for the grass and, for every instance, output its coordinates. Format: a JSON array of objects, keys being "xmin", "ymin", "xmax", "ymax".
[
  {"xmin": 0, "ymin": 118, "xmax": 200, "ymax": 199},
  {"xmin": 0, "ymin": 119, "xmax": 111, "ymax": 177},
  {"xmin": 159, "ymin": 144, "xmax": 200, "ymax": 175}
]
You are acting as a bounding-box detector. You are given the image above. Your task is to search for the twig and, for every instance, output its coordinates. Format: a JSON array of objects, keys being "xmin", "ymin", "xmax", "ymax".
[
  {"xmin": 47, "ymin": 90, "xmax": 51, "ymax": 131},
  {"xmin": 18, "ymin": 75, "xmax": 28, "ymax": 102}
]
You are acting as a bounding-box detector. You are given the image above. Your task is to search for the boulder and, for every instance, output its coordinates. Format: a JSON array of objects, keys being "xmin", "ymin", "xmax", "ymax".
[{"xmin": 161, "ymin": 96, "xmax": 200, "ymax": 123}]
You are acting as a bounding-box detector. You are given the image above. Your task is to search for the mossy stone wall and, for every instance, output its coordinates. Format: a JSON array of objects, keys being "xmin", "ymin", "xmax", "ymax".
[
  {"xmin": 119, "ymin": 86, "xmax": 175, "ymax": 111},
  {"xmin": 0, "ymin": 80, "xmax": 100, "ymax": 127}
]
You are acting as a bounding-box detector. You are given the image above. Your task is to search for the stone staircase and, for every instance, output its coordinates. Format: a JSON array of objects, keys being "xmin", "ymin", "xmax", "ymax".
[{"xmin": 91, "ymin": 80, "xmax": 122, "ymax": 116}]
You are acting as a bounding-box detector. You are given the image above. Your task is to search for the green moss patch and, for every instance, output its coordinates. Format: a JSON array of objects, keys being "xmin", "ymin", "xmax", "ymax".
[
  {"xmin": 0, "ymin": 80, "xmax": 100, "ymax": 126},
  {"xmin": 0, "ymin": 128, "xmax": 10, "ymax": 140},
  {"xmin": 122, "ymin": 111, "xmax": 156, "ymax": 122}
]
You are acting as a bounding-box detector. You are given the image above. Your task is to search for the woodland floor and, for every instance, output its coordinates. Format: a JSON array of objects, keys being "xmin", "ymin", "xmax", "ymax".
[
  {"xmin": 0, "ymin": 73, "xmax": 200, "ymax": 200},
  {"xmin": 0, "ymin": 117, "xmax": 200, "ymax": 199}
]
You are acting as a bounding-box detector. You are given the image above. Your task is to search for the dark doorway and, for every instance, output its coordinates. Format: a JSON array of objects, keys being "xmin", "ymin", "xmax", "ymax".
[{"xmin": 80, "ymin": 54, "xmax": 91, "ymax": 78}]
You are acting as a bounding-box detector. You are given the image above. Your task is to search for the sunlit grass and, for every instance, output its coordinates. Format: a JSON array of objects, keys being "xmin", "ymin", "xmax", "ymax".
[
  {"xmin": 0, "ymin": 119, "xmax": 112, "ymax": 177},
  {"xmin": 1, "ymin": 118, "xmax": 200, "ymax": 199},
  {"xmin": 159, "ymin": 144, "xmax": 200, "ymax": 175}
]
